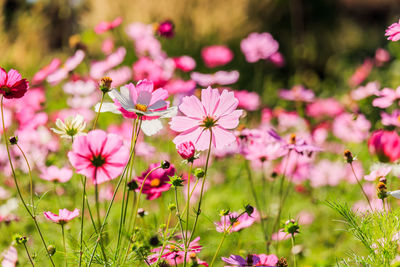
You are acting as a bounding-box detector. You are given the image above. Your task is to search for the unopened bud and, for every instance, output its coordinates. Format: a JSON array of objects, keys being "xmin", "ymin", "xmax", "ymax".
[
  {"xmin": 9, "ymin": 136, "xmax": 18, "ymax": 145},
  {"xmin": 161, "ymin": 160, "xmax": 170, "ymax": 169},
  {"xmin": 99, "ymin": 77, "xmax": 113, "ymax": 93},
  {"xmin": 47, "ymin": 245, "xmax": 56, "ymax": 256},
  {"xmin": 194, "ymin": 168, "xmax": 205, "ymax": 179}
]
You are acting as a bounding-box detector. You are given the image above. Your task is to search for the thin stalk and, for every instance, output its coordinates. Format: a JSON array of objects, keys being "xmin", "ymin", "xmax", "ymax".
[
  {"xmin": 95, "ymin": 183, "xmax": 101, "ymax": 227},
  {"xmin": 23, "ymin": 243, "xmax": 35, "ymax": 267},
  {"xmin": 155, "ymin": 210, "xmax": 173, "ymax": 265},
  {"xmin": 61, "ymin": 224, "xmax": 67, "ymax": 267},
  {"xmin": 92, "ymin": 93, "xmax": 105, "ymax": 130},
  {"xmin": 87, "ymin": 121, "xmax": 142, "ymax": 266},
  {"xmin": 350, "ymin": 163, "xmax": 372, "ymax": 210},
  {"xmin": 187, "ymin": 129, "xmax": 213, "ymax": 245},
  {"xmin": 15, "ymin": 144, "xmax": 34, "ymax": 214},
  {"xmin": 174, "ymin": 187, "xmax": 186, "ymax": 243},
  {"xmin": 79, "ymin": 176, "xmax": 86, "ymax": 267},
  {"xmin": 291, "ymin": 234, "xmax": 297, "ymax": 267},
  {"xmin": 1, "ymin": 96, "xmax": 55, "ymax": 267},
  {"xmin": 210, "ymin": 232, "xmax": 227, "ymax": 267},
  {"xmin": 183, "ymin": 163, "xmax": 193, "ymax": 265}
]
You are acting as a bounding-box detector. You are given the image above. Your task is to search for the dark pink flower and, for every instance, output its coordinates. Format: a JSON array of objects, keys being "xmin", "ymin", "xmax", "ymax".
[
  {"xmin": 177, "ymin": 141, "xmax": 196, "ymax": 160},
  {"xmin": 256, "ymin": 254, "xmax": 279, "ymax": 266},
  {"xmin": 135, "ymin": 162, "xmax": 175, "ymax": 200},
  {"xmin": 268, "ymin": 52, "xmax": 285, "ymax": 67},
  {"xmin": 234, "ymin": 90, "xmax": 261, "ymax": 111},
  {"xmin": 132, "ymin": 57, "xmax": 167, "ymax": 87},
  {"xmin": 44, "ymin": 208, "xmax": 79, "ymax": 224},
  {"xmin": 385, "ymin": 19, "xmax": 400, "ymax": 41},
  {"xmin": 368, "ymin": 130, "xmax": 400, "ymax": 162},
  {"xmin": 0, "ymin": 68, "xmax": 29, "ymax": 99},
  {"xmin": 201, "ymin": 45, "xmax": 234, "ymax": 68},
  {"xmin": 164, "ymin": 79, "xmax": 196, "ymax": 95},
  {"xmin": 68, "ymin": 130, "xmax": 130, "ymax": 184},
  {"xmin": 173, "ymin": 56, "xmax": 196, "ymax": 72},
  {"xmin": 94, "ymin": 17, "xmax": 123, "ymax": 34},
  {"xmin": 157, "ymin": 20, "xmax": 175, "ymax": 38}
]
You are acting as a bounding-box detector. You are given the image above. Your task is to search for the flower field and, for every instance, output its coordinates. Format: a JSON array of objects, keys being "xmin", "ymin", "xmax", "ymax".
[{"xmin": 1, "ymin": 1, "xmax": 400, "ymax": 266}]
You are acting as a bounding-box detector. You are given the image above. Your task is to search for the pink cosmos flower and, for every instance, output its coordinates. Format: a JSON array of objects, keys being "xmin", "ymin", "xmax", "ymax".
[
  {"xmin": 271, "ymin": 228, "xmax": 295, "ymax": 241},
  {"xmin": 268, "ymin": 52, "xmax": 285, "ymax": 67},
  {"xmin": 68, "ymin": 130, "xmax": 129, "ymax": 184},
  {"xmin": 372, "ymin": 87, "xmax": 400, "ymax": 108},
  {"xmin": 256, "ymin": 254, "xmax": 279, "ymax": 266},
  {"xmin": 240, "ymin": 32, "xmax": 279, "ymax": 63},
  {"xmin": 170, "ymin": 87, "xmax": 243, "ymax": 151},
  {"xmin": 268, "ymin": 130, "xmax": 321, "ymax": 156},
  {"xmin": 47, "ymin": 50, "xmax": 85, "ymax": 85},
  {"xmin": 102, "ymin": 38, "xmax": 114, "ymax": 55},
  {"xmin": 201, "ymin": 45, "xmax": 234, "ymax": 68},
  {"xmin": 135, "ymin": 162, "xmax": 175, "ymax": 200},
  {"xmin": 353, "ymin": 198, "xmax": 384, "ymax": 213},
  {"xmin": 1, "ymin": 246, "xmax": 17, "ymax": 267},
  {"xmin": 0, "ymin": 68, "xmax": 29, "ymax": 99},
  {"xmin": 349, "ymin": 58, "xmax": 373, "ymax": 87},
  {"xmin": 90, "ymin": 47, "xmax": 126, "ymax": 79},
  {"xmin": 381, "ymin": 110, "xmax": 400, "ymax": 127},
  {"xmin": 375, "ymin": 48, "xmax": 390, "ymax": 66},
  {"xmin": 222, "ymin": 254, "xmax": 261, "ymax": 266},
  {"xmin": 364, "ymin": 166, "xmax": 391, "ymax": 181},
  {"xmin": 297, "ymin": 211, "xmax": 314, "ymax": 225},
  {"xmin": 279, "ymin": 85, "xmax": 315, "ymax": 102},
  {"xmin": 233, "ymin": 90, "xmax": 261, "ymax": 111},
  {"xmin": 368, "ymin": 130, "xmax": 400, "ymax": 162},
  {"xmin": 164, "ymin": 79, "xmax": 196, "ymax": 95},
  {"xmin": 105, "ymin": 66, "xmax": 132, "ymax": 87},
  {"xmin": 190, "ymin": 71, "xmax": 239, "ymax": 87},
  {"xmin": 214, "ymin": 209, "xmax": 260, "ymax": 233},
  {"xmin": 173, "ymin": 56, "xmax": 196, "ymax": 72},
  {"xmin": 96, "ymin": 79, "xmax": 176, "ymax": 136},
  {"xmin": 177, "ymin": 141, "xmax": 196, "ymax": 160},
  {"xmin": 306, "ymin": 98, "xmax": 344, "ymax": 118},
  {"xmin": 63, "ymin": 79, "xmax": 97, "ymax": 96},
  {"xmin": 332, "ymin": 113, "xmax": 371, "ymax": 143},
  {"xmin": 39, "ymin": 166, "xmax": 73, "ymax": 183},
  {"xmin": 94, "ymin": 17, "xmax": 123, "ymax": 34},
  {"xmin": 132, "ymin": 57, "xmax": 168, "ymax": 87},
  {"xmin": 44, "ymin": 208, "xmax": 79, "ymax": 224},
  {"xmin": 385, "ymin": 19, "xmax": 400, "ymax": 41},
  {"xmin": 32, "ymin": 58, "xmax": 61, "ymax": 85},
  {"xmin": 351, "ymin": 81, "xmax": 380, "ymax": 101}
]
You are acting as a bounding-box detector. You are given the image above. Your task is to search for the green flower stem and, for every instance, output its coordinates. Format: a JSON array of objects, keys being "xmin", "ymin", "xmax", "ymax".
[
  {"xmin": 210, "ymin": 232, "xmax": 227, "ymax": 267},
  {"xmin": 1, "ymin": 96, "xmax": 55, "ymax": 267},
  {"xmin": 182, "ymin": 163, "xmax": 193, "ymax": 265},
  {"xmin": 350, "ymin": 162, "xmax": 372, "ymax": 210},
  {"xmin": 61, "ymin": 224, "xmax": 67, "ymax": 267},
  {"xmin": 155, "ymin": 209, "xmax": 173, "ymax": 265},
  {"xmin": 23, "ymin": 243, "xmax": 35, "ymax": 267},
  {"xmin": 291, "ymin": 234, "xmax": 297, "ymax": 267},
  {"xmin": 78, "ymin": 176, "xmax": 86, "ymax": 267},
  {"xmin": 92, "ymin": 93, "xmax": 105, "ymax": 130},
  {"xmin": 15, "ymin": 144, "xmax": 34, "ymax": 214}
]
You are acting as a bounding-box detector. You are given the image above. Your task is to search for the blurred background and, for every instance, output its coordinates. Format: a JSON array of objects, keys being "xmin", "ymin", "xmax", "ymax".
[{"xmin": 1, "ymin": 0, "xmax": 400, "ymax": 102}]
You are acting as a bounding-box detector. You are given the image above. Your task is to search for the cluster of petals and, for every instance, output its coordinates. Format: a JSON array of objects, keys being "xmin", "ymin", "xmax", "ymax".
[
  {"xmin": 332, "ymin": 113, "xmax": 371, "ymax": 143},
  {"xmin": 368, "ymin": 130, "xmax": 400, "ymax": 162},
  {"xmin": 0, "ymin": 68, "xmax": 29, "ymax": 99},
  {"xmin": 233, "ymin": 90, "xmax": 261, "ymax": 111},
  {"xmin": 173, "ymin": 56, "xmax": 196, "ymax": 72},
  {"xmin": 44, "ymin": 208, "xmax": 79, "ymax": 224},
  {"xmin": 222, "ymin": 254, "xmax": 279, "ymax": 266},
  {"xmin": 90, "ymin": 47, "xmax": 126, "ymax": 79},
  {"xmin": 47, "ymin": 50, "xmax": 85, "ymax": 85},
  {"xmin": 240, "ymin": 32, "xmax": 279, "ymax": 63},
  {"xmin": 32, "ymin": 58, "xmax": 61, "ymax": 85},
  {"xmin": 68, "ymin": 130, "xmax": 129, "ymax": 184},
  {"xmin": 381, "ymin": 110, "xmax": 400, "ymax": 127},
  {"xmin": 385, "ymin": 18, "xmax": 400, "ymax": 41},
  {"xmin": 372, "ymin": 86, "xmax": 400, "ymax": 108},
  {"xmin": 191, "ymin": 71, "xmax": 239, "ymax": 87},
  {"xmin": 170, "ymin": 87, "xmax": 243, "ymax": 151},
  {"xmin": 350, "ymin": 81, "xmax": 380, "ymax": 101}
]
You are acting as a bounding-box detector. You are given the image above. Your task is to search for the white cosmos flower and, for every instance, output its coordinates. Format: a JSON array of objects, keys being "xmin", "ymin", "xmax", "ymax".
[
  {"xmin": 94, "ymin": 79, "xmax": 177, "ymax": 136},
  {"xmin": 50, "ymin": 115, "xmax": 86, "ymax": 139}
]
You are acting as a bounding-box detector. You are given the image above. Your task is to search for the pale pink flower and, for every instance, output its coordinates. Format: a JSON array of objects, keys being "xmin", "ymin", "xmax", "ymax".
[
  {"xmin": 297, "ymin": 211, "xmax": 314, "ymax": 225},
  {"xmin": 233, "ymin": 90, "xmax": 261, "ymax": 111},
  {"xmin": 1, "ymin": 246, "xmax": 17, "ymax": 267},
  {"xmin": 364, "ymin": 166, "xmax": 391, "ymax": 181},
  {"xmin": 90, "ymin": 47, "xmax": 126, "ymax": 79},
  {"xmin": 381, "ymin": 110, "xmax": 400, "ymax": 127},
  {"xmin": 353, "ymin": 198, "xmax": 383, "ymax": 213},
  {"xmin": 256, "ymin": 254, "xmax": 279, "ymax": 266},
  {"xmin": 40, "ymin": 166, "xmax": 73, "ymax": 183},
  {"xmin": 68, "ymin": 130, "xmax": 129, "ymax": 184},
  {"xmin": 132, "ymin": 57, "xmax": 167, "ymax": 87},
  {"xmin": 105, "ymin": 66, "xmax": 132, "ymax": 87},
  {"xmin": 306, "ymin": 98, "xmax": 344, "ymax": 118},
  {"xmin": 63, "ymin": 79, "xmax": 97, "ymax": 96},
  {"xmin": 351, "ymin": 81, "xmax": 380, "ymax": 101},
  {"xmin": 240, "ymin": 32, "xmax": 279, "ymax": 63},
  {"xmin": 170, "ymin": 87, "xmax": 243, "ymax": 151},
  {"xmin": 375, "ymin": 48, "xmax": 390, "ymax": 66},
  {"xmin": 309, "ymin": 160, "xmax": 346, "ymax": 187},
  {"xmin": 164, "ymin": 79, "xmax": 196, "ymax": 95},
  {"xmin": 173, "ymin": 56, "xmax": 196, "ymax": 72},
  {"xmin": 332, "ymin": 113, "xmax": 371, "ymax": 143},
  {"xmin": 47, "ymin": 50, "xmax": 85, "ymax": 85},
  {"xmin": 32, "ymin": 58, "xmax": 61, "ymax": 85},
  {"xmin": 271, "ymin": 229, "xmax": 293, "ymax": 241},
  {"xmin": 279, "ymin": 85, "xmax": 314, "ymax": 102},
  {"xmin": 101, "ymin": 38, "xmax": 114, "ymax": 55},
  {"xmin": 126, "ymin": 23, "xmax": 163, "ymax": 58},
  {"xmin": 372, "ymin": 87, "xmax": 400, "ymax": 108},
  {"xmin": 94, "ymin": 17, "xmax": 122, "ymax": 34},
  {"xmin": 385, "ymin": 19, "xmax": 400, "ymax": 41},
  {"xmin": 201, "ymin": 45, "xmax": 233, "ymax": 68},
  {"xmin": 190, "ymin": 71, "xmax": 239, "ymax": 87},
  {"xmin": 44, "ymin": 208, "xmax": 80, "ymax": 224}
]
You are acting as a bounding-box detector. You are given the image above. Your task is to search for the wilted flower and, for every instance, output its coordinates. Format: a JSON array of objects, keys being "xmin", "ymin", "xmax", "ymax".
[
  {"xmin": 51, "ymin": 115, "xmax": 86, "ymax": 139},
  {"xmin": 44, "ymin": 208, "xmax": 79, "ymax": 225}
]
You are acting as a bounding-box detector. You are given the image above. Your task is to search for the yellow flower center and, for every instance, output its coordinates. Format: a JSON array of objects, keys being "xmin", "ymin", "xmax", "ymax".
[
  {"xmin": 135, "ymin": 104, "xmax": 148, "ymax": 112},
  {"xmin": 150, "ymin": 178, "xmax": 161, "ymax": 187},
  {"xmin": 289, "ymin": 133, "xmax": 296, "ymax": 144},
  {"xmin": 397, "ymin": 115, "xmax": 400, "ymax": 123},
  {"xmin": 232, "ymin": 221, "xmax": 240, "ymax": 228},
  {"xmin": 189, "ymin": 252, "xmax": 197, "ymax": 259}
]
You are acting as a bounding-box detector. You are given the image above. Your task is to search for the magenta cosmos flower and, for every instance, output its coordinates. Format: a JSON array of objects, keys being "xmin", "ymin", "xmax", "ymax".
[
  {"xmin": 177, "ymin": 141, "xmax": 196, "ymax": 160},
  {"xmin": 368, "ymin": 130, "xmax": 400, "ymax": 162},
  {"xmin": 385, "ymin": 19, "xmax": 400, "ymax": 41},
  {"xmin": 215, "ymin": 209, "xmax": 260, "ymax": 233},
  {"xmin": 170, "ymin": 87, "xmax": 243, "ymax": 151},
  {"xmin": 68, "ymin": 130, "xmax": 129, "ymax": 184},
  {"xmin": 0, "ymin": 68, "xmax": 29, "ymax": 99},
  {"xmin": 135, "ymin": 162, "xmax": 175, "ymax": 200},
  {"xmin": 44, "ymin": 208, "xmax": 79, "ymax": 224}
]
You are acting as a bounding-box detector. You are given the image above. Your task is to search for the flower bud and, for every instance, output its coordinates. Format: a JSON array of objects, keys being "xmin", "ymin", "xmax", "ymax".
[
  {"xmin": 168, "ymin": 203, "xmax": 177, "ymax": 211},
  {"xmin": 219, "ymin": 209, "xmax": 230, "ymax": 216},
  {"xmin": 156, "ymin": 261, "xmax": 171, "ymax": 267},
  {"xmin": 13, "ymin": 234, "xmax": 27, "ymax": 245},
  {"xmin": 168, "ymin": 175, "xmax": 184, "ymax": 187},
  {"xmin": 47, "ymin": 245, "xmax": 56, "ymax": 256},
  {"xmin": 138, "ymin": 208, "xmax": 147, "ymax": 217},
  {"xmin": 127, "ymin": 180, "xmax": 139, "ymax": 191},
  {"xmin": 149, "ymin": 235, "xmax": 160, "ymax": 247},
  {"xmin": 99, "ymin": 77, "xmax": 113, "ymax": 93},
  {"xmin": 244, "ymin": 204, "xmax": 254, "ymax": 216},
  {"xmin": 194, "ymin": 168, "xmax": 205, "ymax": 179},
  {"xmin": 156, "ymin": 20, "xmax": 175, "ymax": 38},
  {"xmin": 344, "ymin": 149, "xmax": 354, "ymax": 163},
  {"xmin": 9, "ymin": 136, "xmax": 18, "ymax": 145},
  {"xmin": 283, "ymin": 219, "xmax": 300, "ymax": 235},
  {"xmin": 161, "ymin": 160, "xmax": 171, "ymax": 169},
  {"xmin": 177, "ymin": 142, "xmax": 196, "ymax": 161}
]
